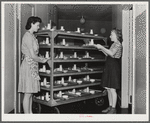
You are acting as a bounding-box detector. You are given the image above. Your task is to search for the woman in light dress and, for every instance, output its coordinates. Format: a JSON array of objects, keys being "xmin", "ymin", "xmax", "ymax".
[{"xmin": 18, "ymin": 16, "xmax": 51, "ymax": 113}]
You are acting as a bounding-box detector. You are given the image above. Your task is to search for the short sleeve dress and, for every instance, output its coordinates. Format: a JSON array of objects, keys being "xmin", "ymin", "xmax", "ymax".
[
  {"xmin": 102, "ymin": 42, "xmax": 122, "ymax": 89},
  {"xmin": 18, "ymin": 31, "xmax": 40, "ymax": 93}
]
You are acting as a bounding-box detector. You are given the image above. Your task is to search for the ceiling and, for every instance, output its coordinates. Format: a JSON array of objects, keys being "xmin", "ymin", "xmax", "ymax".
[{"xmin": 56, "ymin": 4, "xmax": 112, "ymax": 21}]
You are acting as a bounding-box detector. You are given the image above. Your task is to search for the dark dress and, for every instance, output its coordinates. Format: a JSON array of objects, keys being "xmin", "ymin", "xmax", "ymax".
[{"xmin": 102, "ymin": 42, "xmax": 122, "ymax": 90}]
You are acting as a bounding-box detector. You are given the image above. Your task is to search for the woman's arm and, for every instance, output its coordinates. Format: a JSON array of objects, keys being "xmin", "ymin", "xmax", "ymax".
[
  {"xmin": 24, "ymin": 34, "xmax": 49, "ymax": 63},
  {"xmin": 94, "ymin": 44, "xmax": 118, "ymax": 58},
  {"xmin": 29, "ymin": 49, "xmax": 48, "ymax": 63}
]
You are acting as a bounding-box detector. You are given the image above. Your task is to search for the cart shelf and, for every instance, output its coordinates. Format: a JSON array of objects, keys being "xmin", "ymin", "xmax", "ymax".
[
  {"xmin": 39, "ymin": 44, "xmax": 108, "ymax": 49},
  {"xmin": 39, "ymin": 70, "xmax": 103, "ymax": 77},
  {"xmin": 41, "ymin": 81, "xmax": 101, "ymax": 91},
  {"xmin": 33, "ymin": 89, "xmax": 107, "ymax": 107},
  {"xmin": 34, "ymin": 29, "xmax": 107, "ymax": 108},
  {"xmin": 36, "ymin": 29, "xmax": 106, "ymax": 40},
  {"xmin": 53, "ymin": 59, "xmax": 106, "ymax": 63}
]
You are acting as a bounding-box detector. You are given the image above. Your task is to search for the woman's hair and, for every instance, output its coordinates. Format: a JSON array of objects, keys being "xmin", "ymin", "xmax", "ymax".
[
  {"xmin": 112, "ymin": 28, "xmax": 123, "ymax": 43},
  {"xmin": 25, "ymin": 16, "xmax": 42, "ymax": 30}
]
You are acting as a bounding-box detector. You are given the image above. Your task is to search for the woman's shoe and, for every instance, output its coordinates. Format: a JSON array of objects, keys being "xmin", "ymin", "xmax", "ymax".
[
  {"xmin": 102, "ymin": 90, "xmax": 107, "ymax": 95},
  {"xmin": 102, "ymin": 106, "xmax": 112, "ymax": 113},
  {"xmin": 107, "ymin": 108, "xmax": 116, "ymax": 114}
]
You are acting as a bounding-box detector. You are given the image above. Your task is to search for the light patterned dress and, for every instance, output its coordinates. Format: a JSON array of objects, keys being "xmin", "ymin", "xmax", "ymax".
[{"xmin": 18, "ymin": 31, "xmax": 40, "ymax": 93}]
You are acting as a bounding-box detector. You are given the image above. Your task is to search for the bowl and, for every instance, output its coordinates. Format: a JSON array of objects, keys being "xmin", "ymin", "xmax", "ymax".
[
  {"xmin": 62, "ymin": 83, "xmax": 68, "ymax": 86},
  {"xmin": 76, "ymin": 92, "xmax": 81, "ymax": 96},
  {"xmin": 62, "ymin": 95, "xmax": 68, "ymax": 99},
  {"xmin": 77, "ymin": 80, "xmax": 82, "ymax": 84},
  {"xmin": 90, "ymin": 79, "xmax": 95, "ymax": 83},
  {"xmin": 39, "ymin": 69, "xmax": 43, "ymax": 72},
  {"xmin": 73, "ymin": 79, "xmax": 77, "ymax": 83},
  {"xmin": 90, "ymin": 90, "xmax": 95, "ymax": 94},
  {"xmin": 56, "ymin": 80, "xmax": 61, "ymax": 84},
  {"xmin": 63, "ymin": 70, "xmax": 68, "ymax": 73},
  {"xmin": 46, "ymin": 70, "xmax": 50, "ymax": 74},
  {"xmin": 45, "ymin": 84, "xmax": 50, "ymax": 88}
]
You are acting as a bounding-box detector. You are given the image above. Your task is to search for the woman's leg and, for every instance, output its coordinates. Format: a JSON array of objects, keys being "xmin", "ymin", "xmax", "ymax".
[
  {"xmin": 107, "ymin": 89, "xmax": 113, "ymax": 107},
  {"xmin": 107, "ymin": 88, "xmax": 117, "ymax": 114},
  {"xmin": 102, "ymin": 88, "xmax": 113, "ymax": 113},
  {"xmin": 23, "ymin": 93, "xmax": 32, "ymax": 114},
  {"xmin": 29, "ymin": 94, "xmax": 33, "ymax": 114},
  {"xmin": 110, "ymin": 88, "xmax": 117, "ymax": 108}
]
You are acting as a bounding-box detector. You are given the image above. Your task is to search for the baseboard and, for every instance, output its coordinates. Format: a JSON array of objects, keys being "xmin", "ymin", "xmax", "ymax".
[{"xmin": 9, "ymin": 109, "xmax": 14, "ymax": 114}]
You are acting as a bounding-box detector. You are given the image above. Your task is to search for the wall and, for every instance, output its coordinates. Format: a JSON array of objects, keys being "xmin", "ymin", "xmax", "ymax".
[
  {"xmin": 35, "ymin": 4, "xmax": 49, "ymax": 28},
  {"xmin": 4, "ymin": 4, "xmax": 15, "ymax": 113},
  {"xmin": 112, "ymin": 5, "xmax": 122, "ymax": 29},
  {"xmin": 59, "ymin": 20, "xmax": 112, "ymax": 37},
  {"xmin": 134, "ymin": 4, "xmax": 147, "ymax": 114},
  {"xmin": 112, "ymin": 5, "xmax": 133, "ymax": 29},
  {"xmin": 48, "ymin": 5, "xmax": 58, "ymax": 26}
]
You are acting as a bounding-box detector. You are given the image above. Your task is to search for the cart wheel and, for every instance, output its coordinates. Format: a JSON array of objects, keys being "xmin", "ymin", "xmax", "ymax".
[
  {"xmin": 32, "ymin": 102, "xmax": 41, "ymax": 113},
  {"xmin": 50, "ymin": 107, "xmax": 60, "ymax": 114},
  {"xmin": 95, "ymin": 97, "xmax": 105, "ymax": 106}
]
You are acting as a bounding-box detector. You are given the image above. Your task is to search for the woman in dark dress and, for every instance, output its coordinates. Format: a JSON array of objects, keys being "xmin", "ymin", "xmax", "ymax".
[{"xmin": 94, "ymin": 28, "xmax": 123, "ymax": 114}]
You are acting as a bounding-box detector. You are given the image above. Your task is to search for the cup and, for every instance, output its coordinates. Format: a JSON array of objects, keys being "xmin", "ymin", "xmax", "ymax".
[
  {"xmin": 46, "ymin": 38, "xmax": 49, "ymax": 44},
  {"xmin": 45, "ymin": 92, "xmax": 50, "ymax": 101},
  {"xmin": 73, "ymin": 64, "xmax": 76, "ymax": 70},
  {"xmin": 62, "ymin": 39, "xmax": 66, "ymax": 45},
  {"xmin": 59, "ymin": 65, "xmax": 63, "ymax": 71},
  {"xmin": 60, "ymin": 52, "xmax": 63, "ymax": 58},
  {"xmin": 77, "ymin": 28, "xmax": 80, "ymax": 32},
  {"xmin": 68, "ymin": 76, "xmax": 72, "ymax": 81},
  {"xmin": 90, "ymin": 29, "xmax": 93, "ymax": 34},
  {"xmin": 61, "ymin": 26, "xmax": 64, "ymax": 31},
  {"xmin": 90, "ymin": 39, "xmax": 94, "ymax": 45},
  {"xmin": 47, "ymin": 23, "xmax": 51, "ymax": 29},
  {"xmin": 41, "ymin": 82, "xmax": 44, "ymax": 86},
  {"xmin": 59, "ymin": 91, "xmax": 62, "ymax": 97},
  {"xmin": 43, "ymin": 78, "xmax": 47, "ymax": 86},
  {"xmin": 86, "ymin": 75, "xmax": 90, "ymax": 81},
  {"xmin": 72, "ymin": 89, "xmax": 76, "ymax": 94},
  {"xmin": 61, "ymin": 77, "xmax": 64, "ymax": 84},
  {"xmin": 43, "ymin": 65, "xmax": 46, "ymax": 72},
  {"xmin": 45, "ymin": 51, "xmax": 49, "ymax": 59},
  {"xmin": 74, "ymin": 52, "xmax": 77, "ymax": 58},
  {"xmin": 87, "ymin": 87, "xmax": 89, "ymax": 92},
  {"xmin": 41, "ymin": 96, "xmax": 44, "ymax": 100},
  {"xmin": 86, "ymin": 52, "xmax": 89, "ymax": 58}
]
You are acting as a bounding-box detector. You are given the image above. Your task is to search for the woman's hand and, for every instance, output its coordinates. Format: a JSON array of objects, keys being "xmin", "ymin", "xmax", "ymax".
[
  {"xmin": 41, "ymin": 58, "xmax": 51, "ymax": 67},
  {"xmin": 96, "ymin": 44, "xmax": 103, "ymax": 49},
  {"xmin": 42, "ymin": 58, "xmax": 48, "ymax": 63},
  {"xmin": 93, "ymin": 44, "xmax": 103, "ymax": 50}
]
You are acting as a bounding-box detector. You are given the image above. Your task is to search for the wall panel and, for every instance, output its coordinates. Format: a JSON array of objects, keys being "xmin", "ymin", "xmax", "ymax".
[
  {"xmin": 134, "ymin": 7, "xmax": 147, "ymax": 114},
  {"xmin": 4, "ymin": 4, "xmax": 15, "ymax": 113}
]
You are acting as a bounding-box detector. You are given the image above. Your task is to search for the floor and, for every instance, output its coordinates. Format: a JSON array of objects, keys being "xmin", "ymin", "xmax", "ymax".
[
  {"xmin": 32, "ymin": 95, "xmax": 131, "ymax": 114},
  {"xmin": 10, "ymin": 94, "xmax": 131, "ymax": 114}
]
